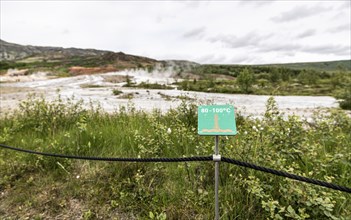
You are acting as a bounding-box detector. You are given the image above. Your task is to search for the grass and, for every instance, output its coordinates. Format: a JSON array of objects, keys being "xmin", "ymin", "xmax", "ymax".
[
  {"xmin": 112, "ymin": 89, "xmax": 123, "ymax": 96},
  {"xmin": 0, "ymin": 53, "xmax": 155, "ymax": 77},
  {"xmin": 117, "ymin": 92, "xmax": 135, "ymax": 99},
  {"xmin": 177, "ymin": 73, "xmax": 350, "ymax": 96},
  {"xmin": 126, "ymin": 82, "xmax": 174, "ymax": 90},
  {"xmin": 157, "ymin": 92, "xmax": 194, "ymax": 102},
  {"xmin": 80, "ymin": 84, "xmax": 105, "ymax": 88},
  {"xmin": 0, "ymin": 96, "xmax": 350, "ymax": 219}
]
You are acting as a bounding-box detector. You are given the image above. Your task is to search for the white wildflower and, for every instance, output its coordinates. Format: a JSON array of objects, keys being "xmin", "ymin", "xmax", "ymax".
[
  {"xmin": 76, "ymin": 175, "xmax": 80, "ymax": 179},
  {"xmin": 167, "ymin": 128, "xmax": 172, "ymax": 134}
]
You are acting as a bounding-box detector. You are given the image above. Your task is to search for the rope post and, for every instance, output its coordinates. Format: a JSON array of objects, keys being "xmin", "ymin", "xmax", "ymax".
[{"xmin": 214, "ymin": 135, "xmax": 220, "ymax": 220}]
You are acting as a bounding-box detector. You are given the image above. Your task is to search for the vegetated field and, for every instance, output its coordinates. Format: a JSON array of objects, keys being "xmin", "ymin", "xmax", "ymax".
[
  {"xmin": 1, "ymin": 56, "xmax": 350, "ymax": 109},
  {"xmin": 88, "ymin": 59, "xmax": 351, "ymax": 109},
  {"xmin": 174, "ymin": 62, "xmax": 351, "ymax": 109},
  {"xmin": 0, "ymin": 96, "xmax": 350, "ymax": 219}
]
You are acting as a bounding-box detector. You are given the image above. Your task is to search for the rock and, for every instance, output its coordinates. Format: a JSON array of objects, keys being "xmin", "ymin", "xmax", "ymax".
[{"xmin": 7, "ymin": 68, "xmax": 29, "ymax": 76}]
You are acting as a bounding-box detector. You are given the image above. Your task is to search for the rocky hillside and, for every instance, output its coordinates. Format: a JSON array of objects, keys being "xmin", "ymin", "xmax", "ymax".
[
  {"xmin": 0, "ymin": 39, "xmax": 112, "ymax": 61},
  {"xmin": 0, "ymin": 39, "xmax": 158, "ymax": 66},
  {"xmin": 0, "ymin": 39, "xmax": 159, "ymax": 74}
]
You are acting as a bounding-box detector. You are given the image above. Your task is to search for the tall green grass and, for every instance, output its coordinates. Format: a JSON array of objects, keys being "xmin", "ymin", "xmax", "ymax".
[{"xmin": 0, "ymin": 96, "xmax": 350, "ymax": 219}]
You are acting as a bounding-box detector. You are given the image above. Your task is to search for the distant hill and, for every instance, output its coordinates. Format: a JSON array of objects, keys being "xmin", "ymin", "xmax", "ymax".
[
  {"xmin": 0, "ymin": 39, "xmax": 349, "ymax": 75},
  {"xmin": 0, "ymin": 40, "xmax": 203, "ymax": 76},
  {"xmin": 0, "ymin": 39, "xmax": 158, "ymax": 74},
  {"xmin": 261, "ymin": 60, "xmax": 351, "ymax": 72},
  {"xmin": 0, "ymin": 39, "xmax": 157, "ymax": 65},
  {"xmin": 0, "ymin": 39, "xmax": 111, "ymax": 61}
]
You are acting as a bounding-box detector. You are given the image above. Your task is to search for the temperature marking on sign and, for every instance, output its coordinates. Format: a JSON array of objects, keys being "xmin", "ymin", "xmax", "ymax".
[{"xmin": 201, "ymin": 108, "xmax": 231, "ymax": 114}]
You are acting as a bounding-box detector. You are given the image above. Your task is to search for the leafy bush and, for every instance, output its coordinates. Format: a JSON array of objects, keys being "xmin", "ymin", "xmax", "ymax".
[
  {"xmin": 0, "ymin": 97, "xmax": 350, "ymax": 219},
  {"xmin": 15, "ymin": 94, "xmax": 88, "ymax": 136},
  {"xmin": 237, "ymin": 68, "xmax": 255, "ymax": 93},
  {"xmin": 112, "ymin": 89, "xmax": 123, "ymax": 95},
  {"xmin": 338, "ymin": 79, "xmax": 351, "ymax": 110}
]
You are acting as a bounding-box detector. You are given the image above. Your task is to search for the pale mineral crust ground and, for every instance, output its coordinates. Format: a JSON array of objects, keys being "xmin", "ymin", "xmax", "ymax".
[{"xmin": 0, "ymin": 70, "xmax": 340, "ymax": 118}]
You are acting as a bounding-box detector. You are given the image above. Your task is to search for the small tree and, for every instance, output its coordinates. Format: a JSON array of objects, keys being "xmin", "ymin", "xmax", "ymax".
[
  {"xmin": 237, "ymin": 68, "xmax": 255, "ymax": 93},
  {"xmin": 125, "ymin": 75, "xmax": 132, "ymax": 87},
  {"xmin": 269, "ymin": 68, "xmax": 281, "ymax": 83},
  {"xmin": 331, "ymin": 71, "xmax": 345, "ymax": 89},
  {"xmin": 339, "ymin": 87, "xmax": 351, "ymax": 110},
  {"xmin": 338, "ymin": 74, "xmax": 351, "ymax": 110},
  {"xmin": 298, "ymin": 69, "xmax": 319, "ymax": 85}
]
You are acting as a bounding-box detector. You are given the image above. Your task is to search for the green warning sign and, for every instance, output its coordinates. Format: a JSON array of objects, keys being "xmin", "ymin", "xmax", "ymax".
[{"xmin": 198, "ymin": 105, "xmax": 237, "ymax": 136}]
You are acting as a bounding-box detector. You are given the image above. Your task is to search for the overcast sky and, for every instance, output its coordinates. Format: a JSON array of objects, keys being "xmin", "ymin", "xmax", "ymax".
[{"xmin": 1, "ymin": 1, "xmax": 350, "ymax": 64}]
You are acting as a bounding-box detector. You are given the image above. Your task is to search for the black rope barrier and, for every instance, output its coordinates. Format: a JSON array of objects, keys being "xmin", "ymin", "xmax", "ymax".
[
  {"xmin": 0, "ymin": 143, "xmax": 212, "ymax": 163},
  {"xmin": 221, "ymin": 157, "xmax": 351, "ymax": 193},
  {"xmin": 0, "ymin": 143, "xmax": 350, "ymax": 193}
]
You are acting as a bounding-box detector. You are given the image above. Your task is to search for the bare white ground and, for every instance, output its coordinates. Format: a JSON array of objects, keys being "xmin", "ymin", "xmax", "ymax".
[{"xmin": 0, "ymin": 70, "xmax": 339, "ymax": 118}]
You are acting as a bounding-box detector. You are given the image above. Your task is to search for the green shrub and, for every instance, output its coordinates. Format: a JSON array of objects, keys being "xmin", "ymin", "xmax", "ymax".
[
  {"xmin": 0, "ymin": 97, "xmax": 350, "ymax": 219},
  {"xmin": 112, "ymin": 89, "xmax": 123, "ymax": 95}
]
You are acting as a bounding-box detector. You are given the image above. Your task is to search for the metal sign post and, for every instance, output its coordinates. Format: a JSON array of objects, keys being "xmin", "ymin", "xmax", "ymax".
[
  {"xmin": 198, "ymin": 105, "xmax": 237, "ymax": 220},
  {"xmin": 214, "ymin": 135, "xmax": 220, "ymax": 220}
]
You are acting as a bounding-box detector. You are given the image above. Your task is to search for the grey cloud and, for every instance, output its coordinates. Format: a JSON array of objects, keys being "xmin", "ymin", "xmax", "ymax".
[
  {"xmin": 283, "ymin": 51, "xmax": 296, "ymax": 57},
  {"xmin": 209, "ymin": 32, "xmax": 271, "ymax": 48},
  {"xmin": 338, "ymin": 1, "xmax": 351, "ymax": 10},
  {"xmin": 182, "ymin": 27, "xmax": 206, "ymax": 39},
  {"xmin": 302, "ymin": 44, "xmax": 350, "ymax": 56},
  {"xmin": 257, "ymin": 43, "xmax": 302, "ymax": 53},
  {"xmin": 62, "ymin": 29, "xmax": 70, "ymax": 35},
  {"xmin": 197, "ymin": 54, "xmax": 215, "ymax": 64},
  {"xmin": 328, "ymin": 23, "xmax": 351, "ymax": 33},
  {"xmin": 197, "ymin": 54, "xmax": 228, "ymax": 64},
  {"xmin": 271, "ymin": 5, "xmax": 330, "ymax": 23},
  {"xmin": 155, "ymin": 14, "xmax": 176, "ymax": 24},
  {"xmin": 155, "ymin": 16, "xmax": 162, "ymax": 23},
  {"xmin": 182, "ymin": 1, "xmax": 201, "ymax": 9},
  {"xmin": 211, "ymin": 55, "xmax": 227, "ymax": 63},
  {"xmin": 238, "ymin": 1, "xmax": 275, "ymax": 8},
  {"xmin": 229, "ymin": 55, "xmax": 267, "ymax": 65},
  {"xmin": 296, "ymin": 29, "xmax": 316, "ymax": 38},
  {"xmin": 258, "ymin": 43, "xmax": 350, "ymax": 56},
  {"xmin": 229, "ymin": 55, "xmax": 252, "ymax": 64}
]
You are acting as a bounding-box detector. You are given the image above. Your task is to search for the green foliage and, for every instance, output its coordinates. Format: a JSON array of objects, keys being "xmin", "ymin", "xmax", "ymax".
[
  {"xmin": 174, "ymin": 63, "xmax": 351, "ymax": 98},
  {"xmin": 125, "ymin": 75, "xmax": 132, "ymax": 87},
  {"xmin": 15, "ymin": 94, "xmax": 89, "ymax": 136},
  {"xmin": 268, "ymin": 68, "xmax": 282, "ymax": 83},
  {"xmin": 0, "ymin": 97, "xmax": 350, "ymax": 219},
  {"xmin": 237, "ymin": 68, "xmax": 255, "ymax": 93},
  {"xmin": 177, "ymin": 79, "xmax": 240, "ymax": 94},
  {"xmin": 0, "ymin": 61, "xmax": 29, "ymax": 71},
  {"xmin": 338, "ymin": 80, "xmax": 351, "ymax": 110},
  {"xmin": 266, "ymin": 60, "xmax": 351, "ymax": 72},
  {"xmin": 129, "ymin": 82, "xmax": 173, "ymax": 90},
  {"xmin": 112, "ymin": 89, "xmax": 123, "ymax": 95},
  {"xmin": 298, "ymin": 69, "xmax": 320, "ymax": 85},
  {"xmin": 333, "ymin": 71, "xmax": 351, "ymax": 110}
]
